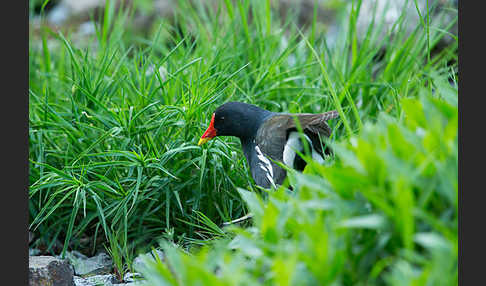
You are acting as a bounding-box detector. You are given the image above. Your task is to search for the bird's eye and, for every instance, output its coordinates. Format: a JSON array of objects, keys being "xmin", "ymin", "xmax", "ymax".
[{"xmin": 220, "ymin": 116, "xmax": 225, "ymax": 120}]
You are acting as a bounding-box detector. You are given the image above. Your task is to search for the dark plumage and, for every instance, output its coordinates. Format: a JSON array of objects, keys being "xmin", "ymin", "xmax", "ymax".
[{"xmin": 198, "ymin": 102, "xmax": 339, "ymax": 188}]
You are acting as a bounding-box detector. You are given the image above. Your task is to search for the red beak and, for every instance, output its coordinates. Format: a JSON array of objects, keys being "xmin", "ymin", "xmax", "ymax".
[{"xmin": 198, "ymin": 113, "xmax": 217, "ymax": 145}]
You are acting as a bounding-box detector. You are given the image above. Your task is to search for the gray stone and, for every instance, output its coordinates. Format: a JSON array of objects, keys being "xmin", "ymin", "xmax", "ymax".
[
  {"xmin": 47, "ymin": 0, "xmax": 104, "ymax": 25},
  {"xmin": 132, "ymin": 250, "xmax": 164, "ymax": 272},
  {"xmin": 29, "ymin": 248, "xmax": 41, "ymax": 256},
  {"xmin": 73, "ymin": 274, "xmax": 117, "ymax": 286},
  {"xmin": 354, "ymin": 0, "xmax": 457, "ymax": 44},
  {"xmin": 65, "ymin": 251, "xmax": 113, "ymax": 276},
  {"xmin": 278, "ymin": 0, "xmax": 338, "ymax": 28},
  {"xmin": 73, "ymin": 273, "xmax": 142, "ymax": 286},
  {"xmin": 124, "ymin": 272, "xmax": 142, "ymax": 283},
  {"xmin": 47, "ymin": 3, "xmax": 71, "ymax": 25},
  {"xmin": 29, "ymin": 256, "xmax": 75, "ymax": 286},
  {"xmin": 63, "ymin": 250, "xmax": 88, "ymax": 260},
  {"xmin": 78, "ymin": 21, "xmax": 96, "ymax": 36}
]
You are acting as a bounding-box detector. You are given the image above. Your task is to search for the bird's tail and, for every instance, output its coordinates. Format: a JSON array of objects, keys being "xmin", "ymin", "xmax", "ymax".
[{"xmin": 321, "ymin": 110, "xmax": 339, "ymax": 121}]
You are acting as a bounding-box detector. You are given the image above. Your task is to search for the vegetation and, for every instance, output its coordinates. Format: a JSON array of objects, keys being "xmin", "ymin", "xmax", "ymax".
[{"xmin": 29, "ymin": 0, "xmax": 457, "ymax": 284}]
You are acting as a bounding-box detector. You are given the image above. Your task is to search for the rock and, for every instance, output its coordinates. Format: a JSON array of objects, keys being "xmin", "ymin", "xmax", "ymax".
[
  {"xmin": 47, "ymin": 0, "xmax": 104, "ymax": 25},
  {"xmin": 277, "ymin": 0, "xmax": 339, "ymax": 29},
  {"xmin": 29, "ymin": 248, "xmax": 41, "ymax": 256},
  {"xmin": 78, "ymin": 21, "xmax": 96, "ymax": 36},
  {"xmin": 46, "ymin": 3, "xmax": 71, "ymax": 25},
  {"xmin": 354, "ymin": 0, "xmax": 457, "ymax": 44},
  {"xmin": 124, "ymin": 272, "xmax": 142, "ymax": 283},
  {"xmin": 132, "ymin": 249, "xmax": 164, "ymax": 272},
  {"xmin": 74, "ymin": 274, "xmax": 120, "ymax": 286},
  {"xmin": 73, "ymin": 274, "xmax": 117, "ymax": 286},
  {"xmin": 29, "ymin": 256, "xmax": 75, "ymax": 286},
  {"xmin": 62, "ymin": 0, "xmax": 104, "ymax": 15},
  {"xmin": 73, "ymin": 273, "xmax": 142, "ymax": 286},
  {"xmin": 65, "ymin": 251, "xmax": 113, "ymax": 276}
]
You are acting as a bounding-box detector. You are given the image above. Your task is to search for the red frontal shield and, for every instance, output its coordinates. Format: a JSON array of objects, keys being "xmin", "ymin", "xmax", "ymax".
[{"xmin": 198, "ymin": 114, "xmax": 217, "ymax": 145}]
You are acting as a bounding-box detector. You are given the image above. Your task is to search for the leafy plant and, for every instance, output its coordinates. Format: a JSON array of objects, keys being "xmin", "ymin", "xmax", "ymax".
[
  {"xmin": 140, "ymin": 92, "xmax": 457, "ymax": 285},
  {"xmin": 105, "ymin": 228, "xmax": 134, "ymax": 282},
  {"xmin": 29, "ymin": 0, "xmax": 457, "ymax": 284}
]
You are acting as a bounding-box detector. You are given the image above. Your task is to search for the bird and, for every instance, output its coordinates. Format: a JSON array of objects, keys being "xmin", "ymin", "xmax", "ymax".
[{"xmin": 198, "ymin": 102, "xmax": 339, "ymax": 189}]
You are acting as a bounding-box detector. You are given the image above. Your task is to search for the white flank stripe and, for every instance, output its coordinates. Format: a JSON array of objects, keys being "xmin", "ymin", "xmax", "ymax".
[
  {"xmin": 255, "ymin": 145, "xmax": 273, "ymax": 177},
  {"xmin": 255, "ymin": 145, "xmax": 276, "ymax": 188}
]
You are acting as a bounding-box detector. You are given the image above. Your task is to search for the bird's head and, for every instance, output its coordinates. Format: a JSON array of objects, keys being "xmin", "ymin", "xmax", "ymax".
[{"xmin": 198, "ymin": 102, "xmax": 272, "ymax": 145}]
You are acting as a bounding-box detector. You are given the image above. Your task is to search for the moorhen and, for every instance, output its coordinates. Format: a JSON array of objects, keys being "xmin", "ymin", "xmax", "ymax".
[{"xmin": 198, "ymin": 102, "xmax": 339, "ymax": 188}]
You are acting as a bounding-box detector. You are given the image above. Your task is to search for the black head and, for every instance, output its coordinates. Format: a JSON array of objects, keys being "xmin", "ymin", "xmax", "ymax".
[{"xmin": 198, "ymin": 102, "xmax": 272, "ymax": 145}]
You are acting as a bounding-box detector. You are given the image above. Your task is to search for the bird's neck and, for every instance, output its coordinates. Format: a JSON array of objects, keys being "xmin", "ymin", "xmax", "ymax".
[
  {"xmin": 240, "ymin": 137, "xmax": 257, "ymax": 167},
  {"xmin": 237, "ymin": 110, "xmax": 273, "ymax": 141}
]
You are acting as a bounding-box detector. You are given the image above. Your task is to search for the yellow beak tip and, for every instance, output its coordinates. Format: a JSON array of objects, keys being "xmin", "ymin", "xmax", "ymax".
[{"xmin": 198, "ymin": 138, "xmax": 210, "ymax": 146}]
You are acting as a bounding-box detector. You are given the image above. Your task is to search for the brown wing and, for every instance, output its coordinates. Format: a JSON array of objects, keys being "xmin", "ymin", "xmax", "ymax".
[
  {"xmin": 291, "ymin": 110, "xmax": 339, "ymax": 156},
  {"xmin": 254, "ymin": 110, "xmax": 339, "ymax": 184},
  {"xmin": 300, "ymin": 110, "xmax": 339, "ymax": 138}
]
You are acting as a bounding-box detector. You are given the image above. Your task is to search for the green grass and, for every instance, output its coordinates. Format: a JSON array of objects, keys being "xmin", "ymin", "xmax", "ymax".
[
  {"xmin": 29, "ymin": 0, "xmax": 457, "ymax": 284},
  {"xmin": 140, "ymin": 92, "xmax": 457, "ymax": 285}
]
